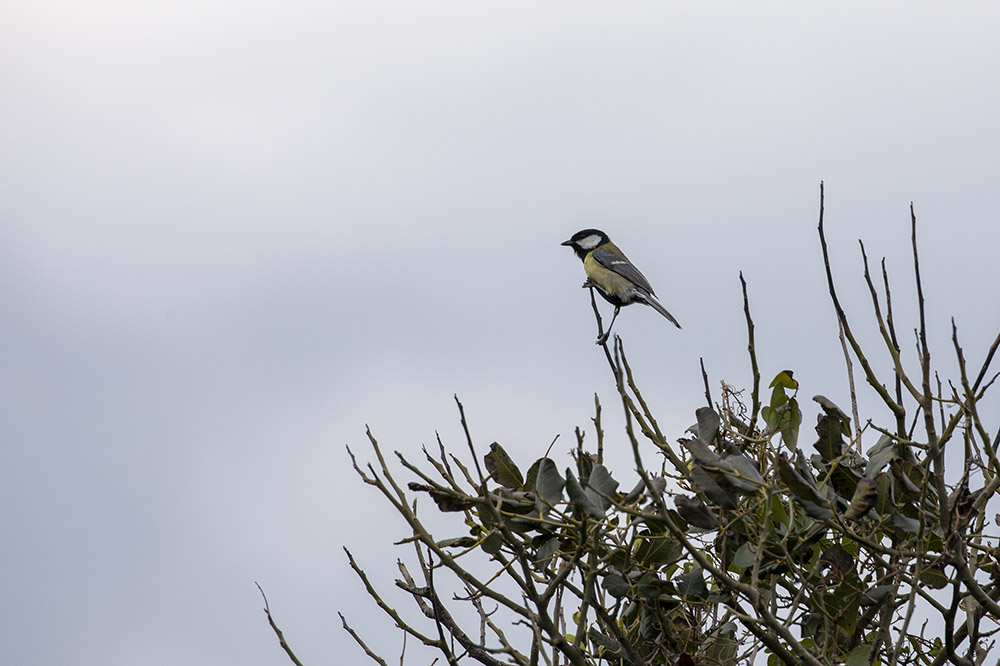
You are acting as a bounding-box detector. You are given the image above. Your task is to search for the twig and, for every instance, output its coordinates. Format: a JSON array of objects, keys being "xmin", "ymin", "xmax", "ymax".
[
  {"xmin": 740, "ymin": 271, "xmax": 762, "ymax": 432},
  {"xmin": 972, "ymin": 330, "xmax": 1000, "ymax": 393},
  {"xmin": 344, "ymin": 547, "xmax": 436, "ymax": 646},
  {"xmin": 881, "ymin": 257, "xmax": 905, "ymax": 429},
  {"xmin": 592, "ymin": 394, "xmax": 604, "ymax": 465},
  {"xmin": 911, "ymin": 203, "xmax": 931, "ymax": 399},
  {"xmin": 341, "ymin": 612, "xmax": 391, "ymax": 666},
  {"xmin": 836, "ymin": 315, "xmax": 861, "ymax": 443},
  {"xmin": 395, "ymin": 577, "xmax": 508, "ymax": 666},
  {"xmin": 350, "ymin": 432, "xmax": 532, "ymax": 619},
  {"xmin": 908, "ymin": 205, "xmax": 950, "ymax": 536},
  {"xmin": 817, "ymin": 181, "xmax": 907, "ymax": 422},
  {"xmin": 589, "ymin": 287, "xmax": 617, "ymax": 371},
  {"xmin": 700, "ymin": 357, "xmax": 713, "ymax": 408},
  {"xmin": 256, "ymin": 583, "xmax": 305, "ymax": 666},
  {"xmin": 455, "ymin": 396, "xmax": 485, "ymax": 484}
]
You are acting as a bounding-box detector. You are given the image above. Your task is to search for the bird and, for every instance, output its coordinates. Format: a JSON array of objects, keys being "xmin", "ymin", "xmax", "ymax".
[{"xmin": 561, "ymin": 229, "xmax": 680, "ymax": 343}]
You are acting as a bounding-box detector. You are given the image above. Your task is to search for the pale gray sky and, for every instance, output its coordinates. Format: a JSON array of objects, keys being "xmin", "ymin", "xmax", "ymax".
[{"xmin": 2, "ymin": 2, "xmax": 999, "ymax": 664}]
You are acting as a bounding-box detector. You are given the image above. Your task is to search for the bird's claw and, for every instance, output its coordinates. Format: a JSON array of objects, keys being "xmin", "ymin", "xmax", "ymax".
[{"xmin": 581, "ymin": 279, "xmax": 597, "ymax": 289}]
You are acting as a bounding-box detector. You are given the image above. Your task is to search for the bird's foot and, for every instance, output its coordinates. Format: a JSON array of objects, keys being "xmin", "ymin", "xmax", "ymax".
[{"xmin": 581, "ymin": 278, "xmax": 597, "ymax": 289}]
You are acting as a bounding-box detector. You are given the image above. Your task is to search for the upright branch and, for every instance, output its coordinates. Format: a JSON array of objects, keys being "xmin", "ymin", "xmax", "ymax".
[
  {"xmin": 910, "ymin": 205, "xmax": 937, "ymax": 446},
  {"xmin": 880, "ymin": 258, "xmax": 906, "ymax": 426},
  {"xmin": 740, "ymin": 271, "xmax": 761, "ymax": 434},
  {"xmin": 906, "ymin": 205, "xmax": 952, "ymax": 538},
  {"xmin": 857, "ymin": 240, "xmax": 913, "ymax": 436},
  {"xmin": 817, "ymin": 182, "xmax": 906, "ymax": 423}
]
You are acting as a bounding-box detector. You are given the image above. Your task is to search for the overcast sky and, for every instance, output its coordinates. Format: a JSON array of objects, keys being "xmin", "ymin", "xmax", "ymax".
[{"xmin": 3, "ymin": 2, "xmax": 1000, "ymax": 665}]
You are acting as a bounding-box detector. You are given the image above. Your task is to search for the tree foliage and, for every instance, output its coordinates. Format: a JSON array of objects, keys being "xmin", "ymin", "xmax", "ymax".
[{"xmin": 270, "ymin": 188, "xmax": 1000, "ymax": 665}]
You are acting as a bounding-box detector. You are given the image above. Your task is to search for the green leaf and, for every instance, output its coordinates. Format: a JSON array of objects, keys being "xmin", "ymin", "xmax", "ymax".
[
  {"xmin": 683, "ymin": 437, "xmax": 724, "ymax": 466},
  {"xmin": 874, "ymin": 472, "xmax": 893, "ymax": 516},
  {"xmin": 635, "ymin": 572, "xmax": 661, "ymax": 598},
  {"xmin": 533, "ymin": 536, "xmax": 560, "ymax": 563},
  {"xmin": 636, "ymin": 534, "xmax": 682, "ymax": 566},
  {"xmin": 524, "ymin": 459, "xmax": 540, "ymax": 491},
  {"xmin": 764, "ymin": 399, "xmax": 802, "ymax": 450},
  {"xmin": 695, "ymin": 406, "xmax": 721, "ymax": 444},
  {"xmin": 621, "ymin": 475, "xmax": 667, "ymax": 505},
  {"xmin": 893, "ymin": 512, "xmax": 920, "ymax": 534},
  {"xmin": 684, "ymin": 438, "xmax": 759, "ymax": 503},
  {"xmin": 408, "ymin": 482, "xmax": 475, "ymax": 512},
  {"xmin": 566, "ymin": 469, "xmax": 604, "ymax": 518},
  {"xmin": 769, "ymin": 370, "xmax": 799, "ymax": 391},
  {"xmin": 813, "ymin": 395, "xmax": 851, "ymax": 434},
  {"xmin": 843, "ymin": 477, "xmax": 878, "ymax": 520},
  {"xmin": 584, "ymin": 464, "xmax": 619, "ymax": 513},
  {"xmin": 675, "ymin": 566, "xmax": 708, "ymax": 599},
  {"xmin": 576, "ymin": 451, "xmax": 597, "ymax": 485},
  {"xmin": 732, "ymin": 542, "xmax": 756, "ymax": 570},
  {"xmin": 601, "ymin": 572, "xmax": 629, "ymax": 598},
  {"xmin": 861, "ymin": 585, "xmax": 893, "ymax": 606},
  {"xmin": 533, "ymin": 458, "xmax": 564, "ymax": 511},
  {"xmin": 621, "ymin": 478, "xmax": 645, "ymax": 504},
  {"xmin": 480, "ymin": 532, "xmax": 502, "ymax": 555},
  {"xmin": 495, "ymin": 490, "xmax": 535, "ymax": 515},
  {"xmin": 865, "ymin": 434, "xmax": 896, "ymax": 477},
  {"xmin": 768, "ymin": 498, "xmax": 790, "ymax": 532},
  {"xmin": 919, "ymin": 565, "xmax": 949, "ymax": 589},
  {"xmin": 845, "ymin": 644, "xmax": 872, "ymax": 666},
  {"xmin": 587, "ymin": 628, "xmax": 626, "ymax": 661},
  {"xmin": 777, "ymin": 453, "xmax": 834, "ymax": 519},
  {"xmin": 813, "ymin": 408, "xmax": 848, "ymax": 462},
  {"xmin": 690, "ymin": 465, "xmax": 739, "ymax": 509},
  {"xmin": 892, "ymin": 459, "xmax": 923, "ymax": 495},
  {"xmin": 484, "ymin": 442, "xmax": 524, "ymax": 489},
  {"xmin": 824, "ymin": 581, "xmax": 860, "ymax": 635},
  {"xmin": 706, "ymin": 621, "xmax": 739, "ymax": 663},
  {"xmin": 820, "ymin": 544, "xmax": 855, "ymax": 583},
  {"xmin": 723, "ymin": 453, "xmax": 764, "ymax": 491},
  {"xmin": 436, "ymin": 536, "xmax": 478, "ymax": 549},
  {"xmin": 476, "ymin": 506, "xmax": 503, "ymax": 555},
  {"xmin": 675, "ymin": 495, "xmax": 721, "ymax": 530},
  {"xmin": 779, "ymin": 398, "xmax": 802, "ymax": 449},
  {"xmin": 829, "ymin": 465, "xmax": 864, "ymax": 503}
]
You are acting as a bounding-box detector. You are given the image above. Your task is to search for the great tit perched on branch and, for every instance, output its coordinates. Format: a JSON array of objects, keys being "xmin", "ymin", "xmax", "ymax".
[{"xmin": 562, "ymin": 229, "xmax": 681, "ymax": 343}]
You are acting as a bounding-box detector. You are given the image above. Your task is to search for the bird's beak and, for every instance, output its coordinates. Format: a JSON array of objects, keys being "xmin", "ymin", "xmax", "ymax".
[{"xmin": 560, "ymin": 239, "xmax": 573, "ymax": 247}]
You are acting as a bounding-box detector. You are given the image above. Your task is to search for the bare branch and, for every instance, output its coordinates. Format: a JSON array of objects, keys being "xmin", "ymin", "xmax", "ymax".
[
  {"xmin": 818, "ymin": 181, "xmax": 906, "ymax": 422},
  {"xmin": 455, "ymin": 396, "xmax": 486, "ymax": 485},
  {"xmin": 340, "ymin": 612, "xmax": 391, "ymax": 666},
  {"xmin": 256, "ymin": 583, "xmax": 305, "ymax": 666},
  {"xmin": 740, "ymin": 271, "xmax": 762, "ymax": 432}
]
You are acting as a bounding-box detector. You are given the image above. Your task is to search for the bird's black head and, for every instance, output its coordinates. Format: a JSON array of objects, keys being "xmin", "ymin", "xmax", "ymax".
[{"xmin": 561, "ymin": 229, "xmax": 610, "ymax": 260}]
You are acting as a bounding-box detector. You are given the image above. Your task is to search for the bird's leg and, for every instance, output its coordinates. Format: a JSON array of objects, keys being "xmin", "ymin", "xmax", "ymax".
[
  {"xmin": 597, "ymin": 306, "xmax": 621, "ymax": 345},
  {"xmin": 582, "ymin": 278, "xmax": 597, "ymax": 289}
]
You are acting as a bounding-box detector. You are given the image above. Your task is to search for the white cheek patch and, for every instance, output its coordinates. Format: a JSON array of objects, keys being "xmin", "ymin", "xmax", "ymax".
[{"xmin": 578, "ymin": 234, "xmax": 603, "ymax": 250}]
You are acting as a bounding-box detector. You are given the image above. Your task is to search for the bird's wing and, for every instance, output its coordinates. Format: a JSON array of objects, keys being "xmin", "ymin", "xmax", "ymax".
[{"xmin": 592, "ymin": 246, "xmax": 656, "ymax": 296}]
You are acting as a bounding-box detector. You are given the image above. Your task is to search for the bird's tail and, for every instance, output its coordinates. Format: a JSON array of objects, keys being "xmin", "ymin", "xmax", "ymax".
[{"xmin": 640, "ymin": 293, "xmax": 682, "ymax": 329}]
